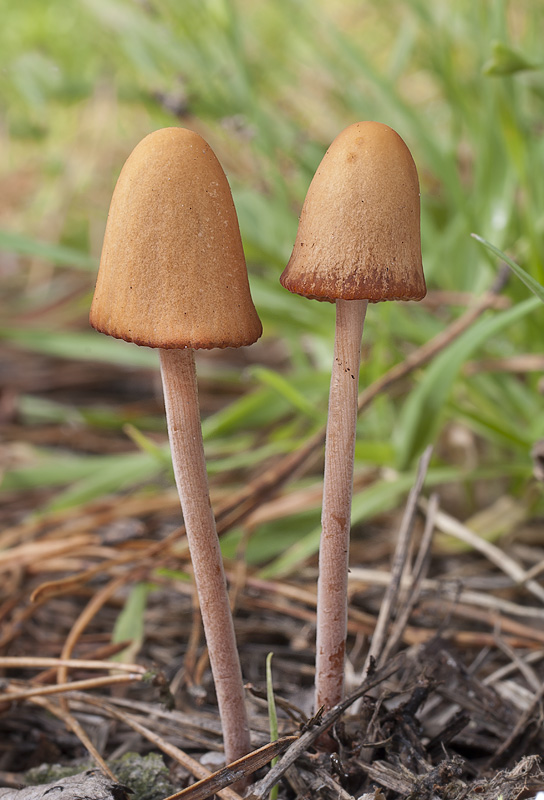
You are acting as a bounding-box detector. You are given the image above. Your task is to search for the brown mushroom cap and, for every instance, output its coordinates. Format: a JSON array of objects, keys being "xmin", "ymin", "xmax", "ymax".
[
  {"xmin": 90, "ymin": 127, "xmax": 262, "ymax": 349},
  {"xmin": 280, "ymin": 121, "xmax": 426, "ymax": 302}
]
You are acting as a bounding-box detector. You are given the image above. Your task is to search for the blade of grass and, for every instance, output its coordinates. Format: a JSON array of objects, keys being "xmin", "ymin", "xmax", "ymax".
[
  {"xmin": 394, "ymin": 295, "xmax": 540, "ymax": 470},
  {"xmin": 0, "ymin": 230, "xmax": 97, "ymax": 270},
  {"xmin": 111, "ymin": 583, "xmax": 154, "ymax": 663},
  {"xmin": 259, "ymin": 462, "xmax": 530, "ymax": 578},
  {"xmin": 471, "ymin": 234, "xmax": 544, "ymax": 302},
  {"xmin": 266, "ymin": 653, "xmax": 279, "ymax": 800}
]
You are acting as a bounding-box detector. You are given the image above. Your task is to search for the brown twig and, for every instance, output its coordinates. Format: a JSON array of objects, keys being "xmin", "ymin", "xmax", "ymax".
[
  {"xmin": 0, "ymin": 674, "xmax": 143, "ymax": 703},
  {"xmin": 247, "ymin": 653, "xmax": 406, "ymax": 800},
  {"xmin": 422, "ymin": 500, "xmax": 544, "ymax": 605},
  {"xmin": 57, "ymin": 568, "xmax": 148, "ymax": 688},
  {"xmin": 487, "ymin": 681, "xmax": 544, "ymax": 769},
  {"xmin": 0, "ymin": 656, "xmax": 146, "ymax": 673},
  {"xmin": 364, "ymin": 446, "xmax": 433, "ymax": 672},
  {"xmin": 379, "ymin": 491, "xmax": 439, "ymax": 665},
  {"xmin": 162, "ymin": 737, "xmax": 298, "ymax": 800}
]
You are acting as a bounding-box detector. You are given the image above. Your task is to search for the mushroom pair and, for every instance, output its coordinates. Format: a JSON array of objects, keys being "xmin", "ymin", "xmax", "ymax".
[{"xmin": 90, "ymin": 122, "xmax": 425, "ymax": 759}]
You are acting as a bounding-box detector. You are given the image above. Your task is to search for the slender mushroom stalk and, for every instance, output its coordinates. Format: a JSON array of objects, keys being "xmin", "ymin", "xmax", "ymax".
[
  {"xmin": 90, "ymin": 127, "xmax": 262, "ymax": 763},
  {"xmin": 280, "ymin": 121, "xmax": 426, "ymax": 714}
]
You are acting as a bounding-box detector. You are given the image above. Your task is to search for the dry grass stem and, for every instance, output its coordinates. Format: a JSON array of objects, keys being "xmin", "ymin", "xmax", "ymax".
[
  {"xmin": 422, "ymin": 500, "xmax": 544, "ymax": 605},
  {"xmin": 58, "ymin": 569, "xmax": 147, "ymax": 689},
  {"xmin": 0, "ymin": 657, "xmax": 146, "ymax": 673},
  {"xmin": 163, "ymin": 737, "xmax": 298, "ymax": 800},
  {"xmin": 483, "ymin": 650, "xmax": 544, "ymax": 686},
  {"xmin": 364, "ymin": 446, "xmax": 433, "ymax": 672},
  {"xmin": 379, "ymin": 491, "xmax": 439, "ymax": 665},
  {"xmin": 0, "ymin": 673, "xmax": 143, "ymax": 702},
  {"xmin": 349, "ymin": 568, "xmax": 544, "ymax": 619}
]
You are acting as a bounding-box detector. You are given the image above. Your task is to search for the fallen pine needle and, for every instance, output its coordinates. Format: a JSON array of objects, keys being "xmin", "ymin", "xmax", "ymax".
[
  {"xmin": 0, "ymin": 656, "xmax": 146, "ymax": 673},
  {"xmin": 0, "ymin": 673, "xmax": 144, "ymax": 702}
]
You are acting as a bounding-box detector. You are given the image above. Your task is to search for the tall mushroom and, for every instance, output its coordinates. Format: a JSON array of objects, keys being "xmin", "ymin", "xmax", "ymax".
[
  {"xmin": 280, "ymin": 121, "xmax": 426, "ymax": 713},
  {"xmin": 90, "ymin": 127, "xmax": 262, "ymax": 763}
]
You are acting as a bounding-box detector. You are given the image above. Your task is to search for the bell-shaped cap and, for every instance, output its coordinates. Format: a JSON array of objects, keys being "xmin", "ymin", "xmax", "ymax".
[
  {"xmin": 90, "ymin": 127, "xmax": 262, "ymax": 349},
  {"xmin": 280, "ymin": 121, "xmax": 426, "ymax": 302}
]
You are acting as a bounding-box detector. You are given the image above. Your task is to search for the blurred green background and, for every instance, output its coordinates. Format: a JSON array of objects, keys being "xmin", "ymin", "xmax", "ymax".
[{"xmin": 1, "ymin": 0, "xmax": 543, "ymax": 572}]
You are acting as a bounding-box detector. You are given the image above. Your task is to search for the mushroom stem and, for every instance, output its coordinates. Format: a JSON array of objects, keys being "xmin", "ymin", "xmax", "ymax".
[
  {"xmin": 159, "ymin": 347, "xmax": 251, "ymax": 764},
  {"xmin": 315, "ymin": 298, "xmax": 368, "ymax": 713}
]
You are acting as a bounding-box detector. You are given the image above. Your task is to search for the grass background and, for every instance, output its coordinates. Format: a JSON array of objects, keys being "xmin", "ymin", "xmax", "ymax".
[{"xmin": 1, "ymin": 0, "xmax": 543, "ymax": 575}]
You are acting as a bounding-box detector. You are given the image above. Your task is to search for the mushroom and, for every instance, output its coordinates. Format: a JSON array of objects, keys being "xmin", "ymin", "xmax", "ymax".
[
  {"xmin": 280, "ymin": 121, "xmax": 426, "ymax": 713},
  {"xmin": 90, "ymin": 127, "xmax": 262, "ymax": 763}
]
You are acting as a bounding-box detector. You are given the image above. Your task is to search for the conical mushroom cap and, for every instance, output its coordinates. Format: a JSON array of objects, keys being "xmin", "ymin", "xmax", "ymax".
[
  {"xmin": 90, "ymin": 127, "xmax": 262, "ymax": 349},
  {"xmin": 280, "ymin": 121, "xmax": 426, "ymax": 302}
]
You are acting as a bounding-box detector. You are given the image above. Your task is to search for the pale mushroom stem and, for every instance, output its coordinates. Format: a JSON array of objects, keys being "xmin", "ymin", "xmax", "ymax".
[
  {"xmin": 159, "ymin": 348, "xmax": 251, "ymax": 764},
  {"xmin": 315, "ymin": 298, "xmax": 368, "ymax": 713}
]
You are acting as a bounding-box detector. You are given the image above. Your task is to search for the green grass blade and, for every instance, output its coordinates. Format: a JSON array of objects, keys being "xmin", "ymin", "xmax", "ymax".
[
  {"xmin": 394, "ymin": 295, "xmax": 541, "ymax": 470},
  {"xmin": 259, "ymin": 471, "xmax": 421, "ymax": 578},
  {"xmin": 0, "ymin": 328, "xmax": 158, "ymax": 368},
  {"xmin": 250, "ymin": 366, "xmax": 322, "ymax": 421},
  {"xmin": 482, "ymin": 41, "xmax": 539, "ymax": 76},
  {"xmin": 266, "ymin": 652, "xmax": 279, "ymax": 800},
  {"xmin": 471, "ymin": 234, "xmax": 544, "ymax": 302},
  {"xmin": 0, "ymin": 230, "xmax": 96, "ymax": 270},
  {"xmin": 112, "ymin": 583, "xmax": 154, "ymax": 663},
  {"xmin": 44, "ymin": 452, "xmax": 162, "ymax": 511}
]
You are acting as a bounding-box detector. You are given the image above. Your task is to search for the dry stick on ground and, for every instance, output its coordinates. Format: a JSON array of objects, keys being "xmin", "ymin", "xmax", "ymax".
[
  {"xmin": 0, "ymin": 657, "xmax": 146, "ymax": 673},
  {"xmin": 0, "ymin": 673, "xmax": 143, "ymax": 703},
  {"xmin": 493, "ymin": 635, "xmax": 542, "ymax": 693},
  {"xmin": 30, "ymin": 527, "xmax": 182, "ymax": 605},
  {"xmin": 293, "ymin": 760, "xmax": 357, "ymax": 800},
  {"xmin": 487, "ymin": 681, "xmax": 544, "ymax": 769},
  {"xmin": 418, "ymin": 599, "xmax": 544, "ymax": 647},
  {"xmin": 247, "ymin": 652, "xmax": 406, "ymax": 800},
  {"xmin": 349, "ymin": 568, "xmax": 544, "ymax": 620},
  {"xmin": 378, "ymin": 490, "xmax": 439, "ymax": 666},
  {"xmin": 57, "ymin": 569, "xmax": 146, "ymax": 686},
  {"xmin": 244, "ymin": 573, "xmax": 544, "ymax": 650},
  {"xmin": 71, "ymin": 693, "xmax": 229, "ymax": 749},
  {"xmin": 161, "ymin": 738, "xmax": 299, "ymax": 800},
  {"xmin": 363, "ymin": 445, "xmax": 433, "ymax": 673},
  {"xmin": 420, "ymin": 499, "xmax": 544, "ymax": 605},
  {"xmin": 279, "ymin": 122, "xmax": 426, "ymax": 713},
  {"xmin": 82, "ymin": 696, "xmax": 297, "ymax": 800},
  {"xmin": 52, "ymin": 568, "xmax": 149, "ymax": 777},
  {"xmin": 484, "ymin": 649, "xmax": 544, "ymax": 687},
  {"xmin": 243, "ymin": 585, "xmax": 540, "ymax": 649}
]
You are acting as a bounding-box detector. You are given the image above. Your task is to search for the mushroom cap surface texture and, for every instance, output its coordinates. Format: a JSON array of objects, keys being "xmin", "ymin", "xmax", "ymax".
[
  {"xmin": 90, "ymin": 127, "xmax": 262, "ymax": 349},
  {"xmin": 280, "ymin": 121, "xmax": 426, "ymax": 302}
]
